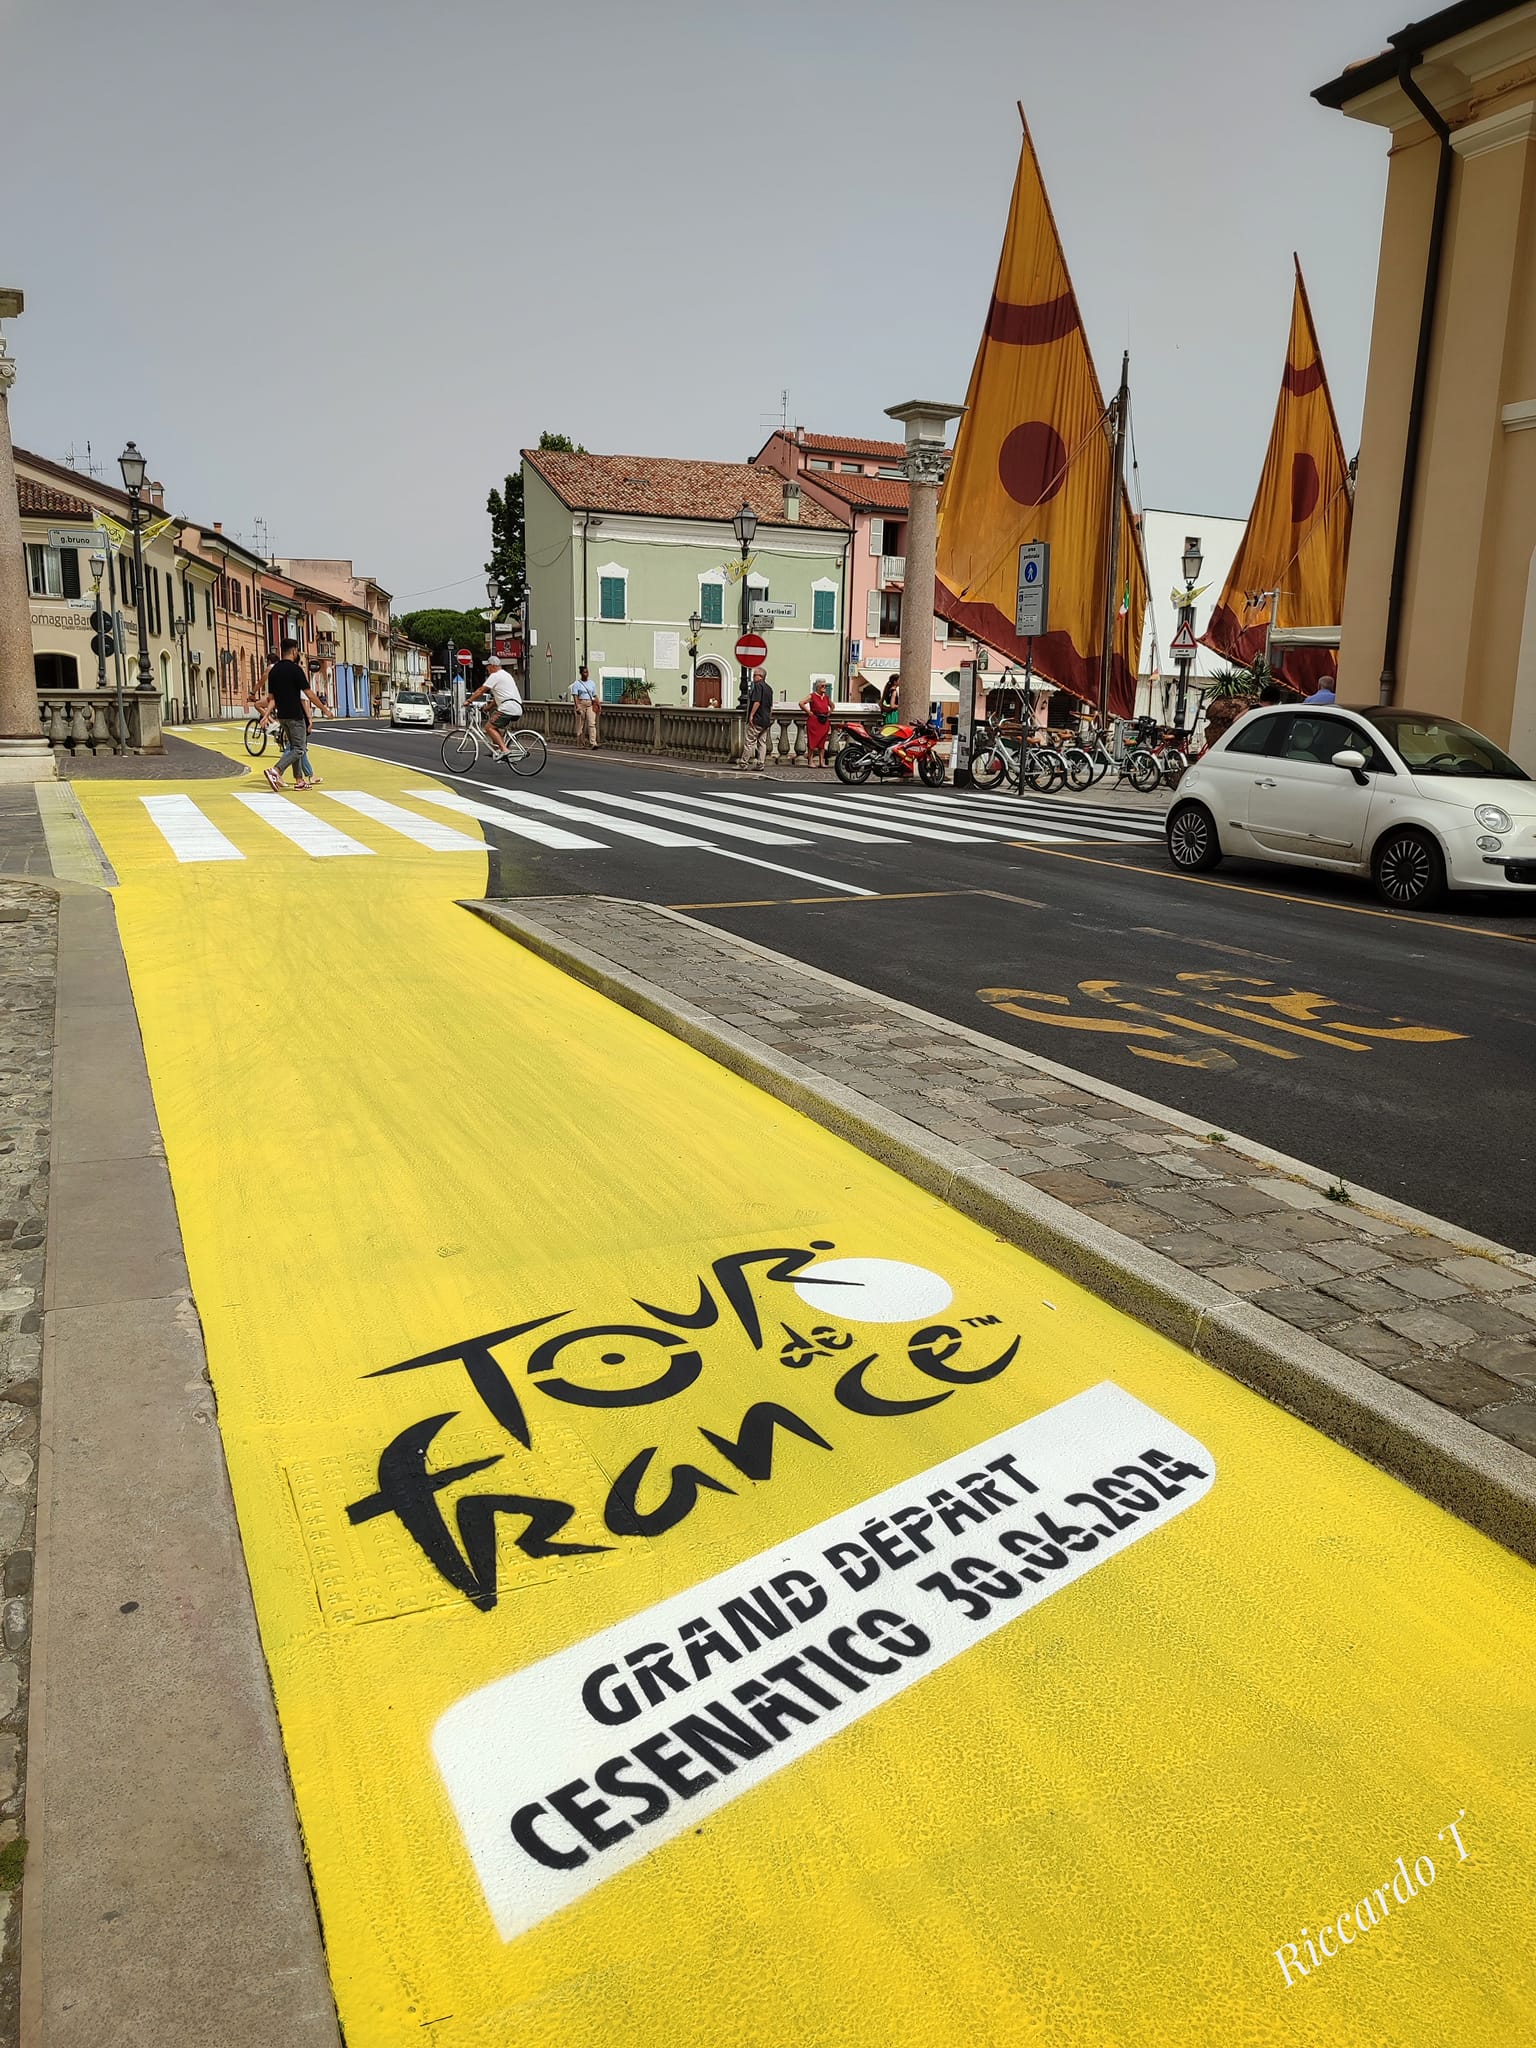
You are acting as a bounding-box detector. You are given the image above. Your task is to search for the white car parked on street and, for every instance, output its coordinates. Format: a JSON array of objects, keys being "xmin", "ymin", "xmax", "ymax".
[
  {"xmin": 389, "ymin": 689, "xmax": 435, "ymax": 729},
  {"xmin": 1165, "ymin": 704, "xmax": 1536, "ymax": 909}
]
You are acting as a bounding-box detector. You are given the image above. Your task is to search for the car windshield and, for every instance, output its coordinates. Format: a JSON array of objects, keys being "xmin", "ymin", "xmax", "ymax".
[
  {"xmin": 1363, "ymin": 712, "xmax": 1529, "ymax": 780},
  {"xmin": 397, "ymin": 691, "xmax": 428, "ymax": 704}
]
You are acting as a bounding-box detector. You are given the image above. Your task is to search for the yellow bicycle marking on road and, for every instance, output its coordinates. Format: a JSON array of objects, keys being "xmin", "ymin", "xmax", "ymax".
[
  {"xmin": 980, "ymin": 972, "xmax": 1465, "ymax": 1075},
  {"xmin": 64, "ymin": 744, "xmax": 1536, "ymax": 2048}
]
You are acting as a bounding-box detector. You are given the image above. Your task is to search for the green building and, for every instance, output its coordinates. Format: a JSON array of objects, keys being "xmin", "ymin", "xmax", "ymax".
[{"xmin": 523, "ymin": 450, "xmax": 851, "ymax": 708}]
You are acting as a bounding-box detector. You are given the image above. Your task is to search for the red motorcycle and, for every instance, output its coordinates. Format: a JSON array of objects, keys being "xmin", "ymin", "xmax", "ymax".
[{"xmin": 834, "ymin": 719, "xmax": 947, "ymax": 786}]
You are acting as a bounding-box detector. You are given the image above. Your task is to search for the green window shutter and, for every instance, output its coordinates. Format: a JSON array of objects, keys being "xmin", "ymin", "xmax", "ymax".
[
  {"xmin": 699, "ymin": 582, "xmax": 723, "ymax": 626},
  {"xmin": 599, "ymin": 576, "xmax": 626, "ymax": 620},
  {"xmin": 812, "ymin": 588, "xmax": 835, "ymax": 632}
]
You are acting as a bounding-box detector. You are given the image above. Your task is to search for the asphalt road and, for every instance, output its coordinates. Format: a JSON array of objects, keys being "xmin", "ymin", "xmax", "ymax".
[{"xmin": 312, "ymin": 723, "xmax": 1536, "ymax": 1246}]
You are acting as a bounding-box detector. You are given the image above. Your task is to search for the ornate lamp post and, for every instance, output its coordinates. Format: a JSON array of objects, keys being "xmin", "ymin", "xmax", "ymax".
[
  {"xmin": 732, "ymin": 500, "xmax": 757, "ymax": 709},
  {"xmin": 885, "ymin": 399, "xmax": 966, "ymax": 729},
  {"xmin": 1173, "ymin": 533, "xmax": 1202, "ymax": 736},
  {"xmin": 687, "ymin": 610, "xmax": 702, "ymax": 704},
  {"xmin": 0, "ymin": 288, "xmax": 55, "ymax": 780},
  {"xmin": 116, "ymin": 441, "xmax": 154, "ymax": 756}
]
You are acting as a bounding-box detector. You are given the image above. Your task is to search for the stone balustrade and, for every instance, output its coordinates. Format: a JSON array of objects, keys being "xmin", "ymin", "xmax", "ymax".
[
  {"xmin": 519, "ymin": 700, "xmax": 871, "ymax": 767},
  {"xmin": 37, "ymin": 689, "xmax": 165, "ymax": 758}
]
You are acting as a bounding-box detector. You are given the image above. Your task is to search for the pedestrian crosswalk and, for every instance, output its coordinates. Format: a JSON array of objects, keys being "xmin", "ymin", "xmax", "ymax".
[{"xmin": 136, "ymin": 782, "xmax": 1167, "ymax": 868}]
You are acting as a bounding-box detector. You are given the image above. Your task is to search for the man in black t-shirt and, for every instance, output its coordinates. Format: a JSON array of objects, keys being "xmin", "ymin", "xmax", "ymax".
[
  {"xmin": 741, "ymin": 670, "xmax": 774, "ymax": 773},
  {"xmin": 262, "ymin": 641, "xmax": 322, "ymax": 790}
]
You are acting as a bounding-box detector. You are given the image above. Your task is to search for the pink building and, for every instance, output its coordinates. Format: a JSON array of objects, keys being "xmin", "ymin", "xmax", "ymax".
[{"xmin": 754, "ymin": 428, "xmax": 997, "ymax": 711}]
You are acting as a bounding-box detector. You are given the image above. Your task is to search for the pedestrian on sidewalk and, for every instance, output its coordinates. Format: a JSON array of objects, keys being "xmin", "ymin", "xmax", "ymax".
[
  {"xmin": 799, "ymin": 681, "xmax": 833, "ymax": 767},
  {"xmin": 261, "ymin": 640, "xmax": 323, "ymax": 791},
  {"xmin": 570, "ymin": 665, "xmax": 601, "ymax": 748},
  {"xmin": 741, "ymin": 669, "xmax": 774, "ymax": 772}
]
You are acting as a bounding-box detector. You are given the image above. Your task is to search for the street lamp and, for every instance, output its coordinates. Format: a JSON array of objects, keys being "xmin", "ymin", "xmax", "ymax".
[
  {"xmin": 88, "ymin": 552, "xmax": 108, "ymax": 703},
  {"xmin": 1173, "ymin": 533, "xmax": 1202, "ymax": 736},
  {"xmin": 732, "ymin": 502, "xmax": 758, "ymax": 707},
  {"xmin": 487, "ymin": 573, "xmax": 501, "ymax": 674},
  {"xmin": 687, "ymin": 609, "xmax": 702, "ymax": 704},
  {"xmin": 117, "ymin": 440, "xmax": 153, "ymax": 755}
]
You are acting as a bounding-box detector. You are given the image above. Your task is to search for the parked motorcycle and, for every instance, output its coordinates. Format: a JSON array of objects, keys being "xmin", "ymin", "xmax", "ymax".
[{"xmin": 834, "ymin": 719, "xmax": 947, "ymax": 787}]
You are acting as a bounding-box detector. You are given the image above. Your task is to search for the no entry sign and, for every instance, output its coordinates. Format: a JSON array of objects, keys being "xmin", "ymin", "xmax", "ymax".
[
  {"xmin": 735, "ymin": 632, "xmax": 768, "ymax": 668},
  {"xmin": 456, "ymin": 649, "xmax": 472, "ymax": 666}
]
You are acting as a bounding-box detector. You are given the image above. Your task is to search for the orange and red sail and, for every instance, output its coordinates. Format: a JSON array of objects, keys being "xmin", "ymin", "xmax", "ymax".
[
  {"xmin": 935, "ymin": 116, "xmax": 1146, "ymax": 716},
  {"xmin": 1201, "ymin": 262, "xmax": 1351, "ymax": 691}
]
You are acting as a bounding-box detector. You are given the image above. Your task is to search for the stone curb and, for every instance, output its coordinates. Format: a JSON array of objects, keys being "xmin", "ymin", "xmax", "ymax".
[
  {"xmin": 470, "ymin": 897, "xmax": 1536, "ymax": 1565},
  {"xmin": 23, "ymin": 885, "xmax": 339, "ymax": 2047}
]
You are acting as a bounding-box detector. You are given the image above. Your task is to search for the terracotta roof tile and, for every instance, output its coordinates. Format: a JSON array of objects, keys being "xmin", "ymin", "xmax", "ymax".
[
  {"xmin": 16, "ymin": 475, "xmax": 96, "ymax": 520},
  {"xmin": 803, "ymin": 471, "xmax": 912, "ymax": 511},
  {"xmin": 524, "ymin": 451, "xmax": 848, "ymax": 530},
  {"xmin": 796, "ymin": 431, "xmax": 908, "ymax": 459}
]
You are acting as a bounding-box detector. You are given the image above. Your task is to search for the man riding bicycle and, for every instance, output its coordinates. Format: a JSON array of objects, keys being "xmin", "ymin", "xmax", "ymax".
[{"xmin": 467, "ymin": 656, "xmax": 523, "ymax": 755}]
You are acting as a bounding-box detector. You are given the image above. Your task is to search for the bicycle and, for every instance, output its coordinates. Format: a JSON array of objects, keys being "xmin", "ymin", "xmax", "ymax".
[
  {"xmin": 243, "ymin": 712, "xmax": 283, "ymax": 757},
  {"xmin": 971, "ymin": 722, "xmax": 1066, "ymax": 794},
  {"xmin": 440, "ymin": 703, "xmax": 548, "ymax": 777},
  {"xmin": 1126, "ymin": 723, "xmax": 1191, "ymax": 792}
]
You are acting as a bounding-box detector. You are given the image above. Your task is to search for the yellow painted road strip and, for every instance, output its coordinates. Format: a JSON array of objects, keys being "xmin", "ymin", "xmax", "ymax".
[{"xmin": 69, "ymin": 732, "xmax": 1536, "ymax": 2048}]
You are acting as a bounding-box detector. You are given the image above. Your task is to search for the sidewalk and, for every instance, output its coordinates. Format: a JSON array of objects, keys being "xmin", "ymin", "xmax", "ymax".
[{"xmin": 475, "ymin": 894, "xmax": 1536, "ymax": 1560}]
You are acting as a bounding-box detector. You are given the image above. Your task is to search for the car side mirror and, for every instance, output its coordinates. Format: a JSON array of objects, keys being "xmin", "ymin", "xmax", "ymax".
[{"xmin": 1332, "ymin": 747, "xmax": 1369, "ymax": 786}]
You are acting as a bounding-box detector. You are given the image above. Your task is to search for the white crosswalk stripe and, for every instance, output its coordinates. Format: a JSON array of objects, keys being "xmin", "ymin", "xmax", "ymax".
[
  {"xmin": 321, "ymin": 791, "xmax": 485, "ymax": 851},
  {"xmin": 651, "ymin": 790, "xmax": 905, "ymax": 844},
  {"xmin": 456, "ymin": 787, "xmax": 702, "ymax": 847},
  {"xmin": 566, "ymin": 790, "xmax": 809, "ymax": 846},
  {"xmin": 142, "ymin": 794, "xmax": 245, "ymax": 863},
  {"xmin": 736, "ymin": 784, "xmax": 1168, "ymax": 845},
  {"xmin": 749, "ymin": 786, "xmax": 1073, "ymax": 843},
  {"xmin": 232, "ymin": 792, "xmax": 375, "ymax": 857},
  {"xmin": 409, "ymin": 788, "xmax": 608, "ymax": 849}
]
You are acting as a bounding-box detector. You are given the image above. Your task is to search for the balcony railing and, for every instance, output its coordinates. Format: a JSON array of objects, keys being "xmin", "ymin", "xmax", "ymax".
[{"xmin": 880, "ymin": 555, "xmax": 905, "ymax": 586}]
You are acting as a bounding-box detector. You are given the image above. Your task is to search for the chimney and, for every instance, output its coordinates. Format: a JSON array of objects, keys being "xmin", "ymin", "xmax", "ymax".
[
  {"xmin": 783, "ymin": 479, "xmax": 801, "ymax": 524},
  {"xmin": 146, "ymin": 481, "xmax": 165, "ymax": 509},
  {"xmin": 213, "ymin": 521, "xmax": 223, "ymax": 533}
]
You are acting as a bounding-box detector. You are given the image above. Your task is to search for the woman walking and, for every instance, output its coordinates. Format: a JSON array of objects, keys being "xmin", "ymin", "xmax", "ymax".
[{"xmin": 800, "ymin": 681, "xmax": 833, "ymax": 767}]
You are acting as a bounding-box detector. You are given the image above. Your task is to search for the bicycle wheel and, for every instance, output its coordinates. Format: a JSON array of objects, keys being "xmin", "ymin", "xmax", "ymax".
[
  {"xmin": 1025, "ymin": 749, "xmax": 1065, "ymax": 793},
  {"xmin": 970, "ymin": 745, "xmax": 1006, "ymax": 791},
  {"xmin": 1128, "ymin": 749, "xmax": 1161, "ymax": 793},
  {"xmin": 440, "ymin": 728, "xmax": 478, "ymax": 774},
  {"xmin": 503, "ymin": 729, "xmax": 548, "ymax": 776},
  {"xmin": 1062, "ymin": 748, "xmax": 1094, "ymax": 792},
  {"xmin": 1161, "ymin": 750, "xmax": 1188, "ymax": 790},
  {"xmin": 243, "ymin": 717, "xmax": 267, "ymax": 758}
]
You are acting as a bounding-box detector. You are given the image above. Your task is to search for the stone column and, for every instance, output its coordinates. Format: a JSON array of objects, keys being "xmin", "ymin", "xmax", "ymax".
[
  {"xmin": 896, "ymin": 444, "xmax": 944, "ymax": 729},
  {"xmin": 0, "ymin": 310, "xmax": 57, "ymax": 780}
]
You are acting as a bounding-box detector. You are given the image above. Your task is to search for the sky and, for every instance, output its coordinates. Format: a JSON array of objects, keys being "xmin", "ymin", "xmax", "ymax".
[{"xmin": 3, "ymin": 0, "xmax": 1395, "ymax": 612}]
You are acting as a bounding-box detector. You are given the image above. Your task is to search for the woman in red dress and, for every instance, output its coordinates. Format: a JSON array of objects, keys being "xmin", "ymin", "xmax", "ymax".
[{"xmin": 800, "ymin": 682, "xmax": 833, "ymax": 767}]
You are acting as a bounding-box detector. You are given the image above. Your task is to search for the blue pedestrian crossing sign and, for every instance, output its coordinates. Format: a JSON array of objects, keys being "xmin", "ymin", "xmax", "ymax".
[{"xmin": 1015, "ymin": 541, "xmax": 1050, "ymax": 638}]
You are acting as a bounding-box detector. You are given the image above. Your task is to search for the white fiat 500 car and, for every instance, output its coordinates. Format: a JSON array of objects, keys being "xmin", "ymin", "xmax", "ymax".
[
  {"xmin": 389, "ymin": 689, "xmax": 435, "ymax": 729},
  {"xmin": 1165, "ymin": 705, "xmax": 1536, "ymax": 909}
]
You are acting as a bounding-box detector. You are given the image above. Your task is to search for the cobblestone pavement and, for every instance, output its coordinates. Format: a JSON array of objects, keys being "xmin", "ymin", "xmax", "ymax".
[
  {"xmin": 0, "ymin": 880, "xmax": 54, "ymax": 2045},
  {"xmin": 60, "ymin": 733, "xmax": 244, "ymax": 780},
  {"xmin": 508, "ymin": 896, "xmax": 1536, "ymax": 1465}
]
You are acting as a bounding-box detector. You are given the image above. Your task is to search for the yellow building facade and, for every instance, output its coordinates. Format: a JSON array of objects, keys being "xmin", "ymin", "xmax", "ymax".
[{"xmin": 1317, "ymin": 2, "xmax": 1536, "ymax": 756}]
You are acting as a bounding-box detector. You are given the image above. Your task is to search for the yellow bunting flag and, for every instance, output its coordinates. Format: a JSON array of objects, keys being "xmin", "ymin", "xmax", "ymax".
[
  {"xmin": 935, "ymin": 114, "xmax": 1146, "ymax": 716},
  {"xmin": 1201, "ymin": 260, "xmax": 1351, "ymax": 692}
]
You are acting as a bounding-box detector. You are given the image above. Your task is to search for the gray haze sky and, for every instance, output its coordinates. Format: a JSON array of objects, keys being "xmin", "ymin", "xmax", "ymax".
[{"xmin": 5, "ymin": 0, "xmax": 1395, "ymax": 610}]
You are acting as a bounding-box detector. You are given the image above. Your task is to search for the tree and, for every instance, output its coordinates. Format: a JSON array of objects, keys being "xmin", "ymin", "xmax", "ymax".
[
  {"xmin": 394, "ymin": 608, "xmax": 487, "ymax": 670},
  {"xmin": 485, "ymin": 430, "xmax": 587, "ymax": 614}
]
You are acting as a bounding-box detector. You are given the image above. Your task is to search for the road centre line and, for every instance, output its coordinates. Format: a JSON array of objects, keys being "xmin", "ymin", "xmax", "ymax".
[
  {"xmin": 567, "ymin": 789, "xmax": 809, "ymax": 846},
  {"xmin": 650, "ymin": 789, "xmax": 905, "ymax": 844},
  {"xmin": 1012, "ymin": 841, "xmax": 1536, "ymax": 946},
  {"xmin": 232, "ymin": 791, "xmax": 374, "ymax": 857},
  {"xmin": 140, "ymin": 793, "xmax": 245, "ymax": 862},
  {"xmin": 320, "ymin": 790, "xmax": 485, "ymax": 851}
]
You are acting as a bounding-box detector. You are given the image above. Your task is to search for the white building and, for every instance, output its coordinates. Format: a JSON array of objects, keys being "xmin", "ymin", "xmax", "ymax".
[{"xmin": 1137, "ymin": 507, "xmax": 1248, "ymax": 718}]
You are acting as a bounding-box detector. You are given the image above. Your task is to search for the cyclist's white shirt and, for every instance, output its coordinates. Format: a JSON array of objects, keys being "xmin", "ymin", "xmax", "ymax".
[{"xmin": 489, "ymin": 679, "xmax": 522, "ymax": 716}]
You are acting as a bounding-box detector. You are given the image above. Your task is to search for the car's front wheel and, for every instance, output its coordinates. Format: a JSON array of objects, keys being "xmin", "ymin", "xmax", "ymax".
[
  {"xmin": 1166, "ymin": 800, "xmax": 1222, "ymax": 872},
  {"xmin": 1372, "ymin": 828, "xmax": 1446, "ymax": 910}
]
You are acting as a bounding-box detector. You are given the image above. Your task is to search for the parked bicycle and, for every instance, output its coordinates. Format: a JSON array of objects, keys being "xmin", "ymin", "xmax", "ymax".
[
  {"xmin": 971, "ymin": 722, "xmax": 1067, "ymax": 793},
  {"xmin": 1124, "ymin": 719, "xmax": 1191, "ymax": 792},
  {"xmin": 440, "ymin": 702, "xmax": 548, "ymax": 776}
]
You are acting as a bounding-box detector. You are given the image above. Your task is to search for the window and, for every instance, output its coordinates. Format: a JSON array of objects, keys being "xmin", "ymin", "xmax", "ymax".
[
  {"xmin": 1223, "ymin": 713, "xmax": 1286, "ymax": 756},
  {"xmin": 598, "ymin": 574, "xmax": 626, "ymax": 621},
  {"xmin": 1276, "ymin": 713, "xmax": 1392, "ymax": 772},
  {"xmin": 25, "ymin": 545, "xmax": 79, "ymax": 599},
  {"xmin": 838, "ymin": 462, "xmax": 866, "ymax": 473},
  {"xmin": 120, "ymin": 557, "xmax": 139, "ymax": 608},
  {"xmin": 34, "ymin": 653, "xmax": 80, "ymax": 690},
  {"xmin": 812, "ymin": 587, "xmax": 836, "ymax": 633},
  {"xmin": 146, "ymin": 566, "xmax": 161, "ymax": 636},
  {"xmin": 876, "ymin": 466, "xmax": 904, "ymax": 480},
  {"xmin": 806, "ymin": 459, "xmax": 832, "ymax": 471},
  {"xmin": 698, "ymin": 580, "xmax": 724, "ymax": 626},
  {"xmin": 881, "ymin": 520, "xmax": 906, "ymax": 557},
  {"xmin": 204, "ymin": 587, "xmax": 213, "ymax": 629},
  {"xmin": 879, "ymin": 590, "xmax": 903, "ymax": 637}
]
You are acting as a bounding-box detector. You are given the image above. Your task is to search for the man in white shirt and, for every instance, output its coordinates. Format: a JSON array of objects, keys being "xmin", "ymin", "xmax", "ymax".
[
  {"xmin": 569, "ymin": 664, "xmax": 600, "ymax": 748},
  {"xmin": 468, "ymin": 655, "xmax": 523, "ymax": 756}
]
